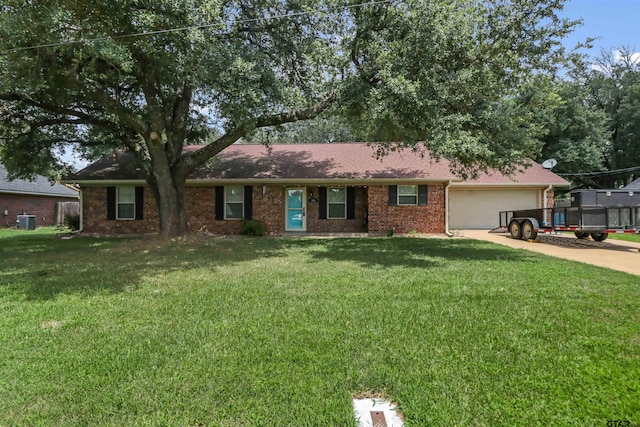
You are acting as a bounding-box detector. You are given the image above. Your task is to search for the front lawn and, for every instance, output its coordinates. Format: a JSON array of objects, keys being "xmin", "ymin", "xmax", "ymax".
[
  {"xmin": 606, "ymin": 233, "xmax": 640, "ymax": 243},
  {"xmin": 0, "ymin": 231, "xmax": 638, "ymax": 426}
]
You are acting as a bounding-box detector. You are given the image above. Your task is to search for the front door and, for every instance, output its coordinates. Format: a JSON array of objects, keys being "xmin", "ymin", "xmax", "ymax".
[{"xmin": 285, "ymin": 187, "xmax": 306, "ymax": 231}]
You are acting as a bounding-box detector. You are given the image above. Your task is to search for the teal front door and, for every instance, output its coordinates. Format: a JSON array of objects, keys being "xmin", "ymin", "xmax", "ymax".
[{"xmin": 285, "ymin": 188, "xmax": 306, "ymax": 231}]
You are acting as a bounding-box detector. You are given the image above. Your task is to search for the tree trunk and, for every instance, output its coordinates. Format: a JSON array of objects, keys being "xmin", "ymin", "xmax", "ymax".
[
  {"xmin": 146, "ymin": 140, "xmax": 190, "ymax": 238},
  {"xmin": 150, "ymin": 172, "xmax": 189, "ymax": 237}
]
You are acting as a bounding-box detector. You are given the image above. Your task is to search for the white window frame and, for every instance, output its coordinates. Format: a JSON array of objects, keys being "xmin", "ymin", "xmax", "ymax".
[
  {"xmin": 116, "ymin": 186, "xmax": 135, "ymax": 220},
  {"xmin": 327, "ymin": 187, "xmax": 347, "ymax": 219},
  {"xmin": 398, "ymin": 185, "xmax": 418, "ymax": 206},
  {"xmin": 224, "ymin": 185, "xmax": 244, "ymax": 220}
]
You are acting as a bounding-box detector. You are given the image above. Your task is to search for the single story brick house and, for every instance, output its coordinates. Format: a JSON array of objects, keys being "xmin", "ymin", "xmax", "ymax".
[
  {"xmin": 65, "ymin": 143, "xmax": 569, "ymax": 235},
  {"xmin": 0, "ymin": 165, "xmax": 79, "ymax": 228}
]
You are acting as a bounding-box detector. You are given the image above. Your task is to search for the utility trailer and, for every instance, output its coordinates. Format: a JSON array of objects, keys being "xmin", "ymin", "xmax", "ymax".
[{"xmin": 498, "ymin": 189, "xmax": 640, "ymax": 241}]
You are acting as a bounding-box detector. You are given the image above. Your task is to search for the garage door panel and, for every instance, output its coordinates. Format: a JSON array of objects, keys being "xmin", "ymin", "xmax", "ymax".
[{"xmin": 450, "ymin": 189, "xmax": 539, "ymax": 229}]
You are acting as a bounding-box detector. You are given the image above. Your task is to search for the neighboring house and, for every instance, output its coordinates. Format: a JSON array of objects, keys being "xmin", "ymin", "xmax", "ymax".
[
  {"xmin": 623, "ymin": 177, "xmax": 640, "ymax": 190},
  {"xmin": 0, "ymin": 165, "xmax": 79, "ymax": 228},
  {"xmin": 64, "ymin": 143, "xmax": 569, "ymax": 235}
]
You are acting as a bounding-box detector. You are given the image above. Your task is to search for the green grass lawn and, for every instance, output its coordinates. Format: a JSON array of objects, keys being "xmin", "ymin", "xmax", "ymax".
[
  {"xmin": 1, "ymin": 228, "xmax": 638, "ymax": 426},
  {"xmin": 606, "ymin": 233, "xmax": 640, "ymax": 243},
  {"xmin": 558, "ymin": 231, "xmax": 640, "ymax": 244}
]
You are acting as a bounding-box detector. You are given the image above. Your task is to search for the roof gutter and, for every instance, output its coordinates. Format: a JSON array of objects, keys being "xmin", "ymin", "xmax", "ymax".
[
  {"xmin": 79, "ymin": 188, "xmax": 84, "ymax": 233},
  {"xmin": 63, "ymin": 177, "xmax": 464, "ymax": 186},
  {"xmin": 448, "ymin": 182, "xmax": 570, "ymax": 188},
  {"xmin": 0, "ymin": 189, "xmax": 78, "ymax": 198}
]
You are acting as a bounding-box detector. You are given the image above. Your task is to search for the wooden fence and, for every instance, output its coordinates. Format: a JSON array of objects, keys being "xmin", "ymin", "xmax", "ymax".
[{"xmin": 56, "ymin": 201, "xmax": 80, "ymax": 225}]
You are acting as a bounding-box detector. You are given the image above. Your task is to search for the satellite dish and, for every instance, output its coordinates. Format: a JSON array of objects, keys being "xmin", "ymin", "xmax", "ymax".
[{"xmin": 542, "ymin": 159, "xmax": 558, "ymax": 170}]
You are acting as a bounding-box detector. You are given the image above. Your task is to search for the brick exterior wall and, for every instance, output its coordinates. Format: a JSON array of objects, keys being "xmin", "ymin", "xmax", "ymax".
[
  {"xmin": 366, "ymin": 184, "xmax": 446, "ymax": 235},
  {"xmin": 81, "ymin": 183, "xmax": 445, "ymax": 235},
  {"xmin": 82, "ymin": 186, "xmax": 158, "ymax": 234},
  {"xmin": 0, "ymin": 193, "xmax": 78, "ymax": 228},
  {"xmin": 252, "ymin": 185, "xmax": 285, "ymax": 234},
  {"xmin": 545, "ymin": 189, "xmax": 555, "ymax": 208},
  {"xmin": 306, "ymin": 186, "xmax": 368, "ymax": 233}
]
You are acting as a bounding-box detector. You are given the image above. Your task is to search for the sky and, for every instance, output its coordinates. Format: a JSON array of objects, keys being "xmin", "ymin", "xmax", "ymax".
[{"xmin": 560, "ymin": 0, "xmax": 640, "ymax": 57}]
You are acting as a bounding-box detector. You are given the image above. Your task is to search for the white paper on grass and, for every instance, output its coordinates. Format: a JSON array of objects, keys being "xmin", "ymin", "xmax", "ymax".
[{"xmin": 352, "ymin": 398, "xmax": 404, "ymax": 427}]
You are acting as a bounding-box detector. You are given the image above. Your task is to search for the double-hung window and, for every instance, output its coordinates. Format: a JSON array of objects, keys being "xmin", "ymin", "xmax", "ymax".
[
  {"xmin": 398, "ymin": 185, "xmax": 418, "ymax": 205},
  {"xmin": 117, "ymin": 186, "xmax": 136, "ymax": 219},
  {"xmin": 225, "ymin": 186, "xmax": 244, "ymax": 219},
  {"xmin": 327, "ymin": 187, "xmax": 346, "ymax": 219}
]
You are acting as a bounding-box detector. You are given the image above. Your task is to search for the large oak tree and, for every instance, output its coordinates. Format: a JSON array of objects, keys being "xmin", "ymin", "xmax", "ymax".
[{"xmin": 1, "ymin": 0, "xmax": 577, "ymax": 236}]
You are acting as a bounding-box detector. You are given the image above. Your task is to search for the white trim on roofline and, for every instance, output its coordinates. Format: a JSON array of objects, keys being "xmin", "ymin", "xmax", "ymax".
[
  {"xmin": 0, "ymin": 189, "xmax": 79, "ymax": 198},
  {"xmin": 64, "ymin": 177, "xmax": 466, "ymax": 186},
  {"xmin": 449, "ymin": 182, "xmax": 569, "ymax": 188}
]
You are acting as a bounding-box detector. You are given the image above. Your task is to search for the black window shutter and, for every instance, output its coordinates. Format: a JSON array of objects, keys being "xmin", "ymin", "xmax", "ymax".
[
  {"xmin": 106, "ymin": 187, "xmax": 116, "ymax": 220},
  {"xmin": 244, "ymin": 186, "xmax": 253, "ymax": 220},
  {"xmin": 388, "ymin": 185, "xmax": 398, "ymax": 206},
  {"xmin": 215, "ymin": 186, "xmax": 224, "ymax": 220},
  {"xmin": 318, "ymin": 187, "xmax": 327, "ymax": 219},
  {"xmin": 347, "ymin": 187, "xmax": 356, "ymax": 219},
  {"xmin": 135, "ymin": 186, "xmax": 144, "ymax": 220},
  {"xmin": 418, "ymin": 185, "xmax": 428, "ymax": 206}
]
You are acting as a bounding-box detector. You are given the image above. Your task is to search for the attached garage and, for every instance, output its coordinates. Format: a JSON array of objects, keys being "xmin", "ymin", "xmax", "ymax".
[{"xmin": 449, "ymin": 187, "xmax": 541, "ymax": 229}]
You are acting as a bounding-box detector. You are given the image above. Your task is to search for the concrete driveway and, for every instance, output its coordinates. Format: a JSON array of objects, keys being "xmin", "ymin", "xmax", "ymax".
[{"xmin": 459, "ymin": 229, "xmax": 640, "ymax": 276}]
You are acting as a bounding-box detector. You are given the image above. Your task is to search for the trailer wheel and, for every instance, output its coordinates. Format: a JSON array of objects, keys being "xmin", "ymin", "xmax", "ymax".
[
  {"xmin": 509, "ymin": 220, "xmax": 522, "ymax": 239},
  {"xmin": 590, "ymin": 232, "xmax": 608, "ymax": 242},
  {"xmin": 522, "ymin": 220, "xmax": 537, "ymax": 241},
  {"xmin": 574, "ymin": 231, "xmax": 590, "ymax": 239}
]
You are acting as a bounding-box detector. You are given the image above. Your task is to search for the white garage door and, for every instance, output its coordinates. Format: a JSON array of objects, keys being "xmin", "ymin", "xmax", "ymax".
[{"xmin": 449, "ymin": 189, "xmax": 540, "ymax": 229}]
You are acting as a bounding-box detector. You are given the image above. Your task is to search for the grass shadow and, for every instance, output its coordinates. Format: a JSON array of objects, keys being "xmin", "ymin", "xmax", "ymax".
[
  {"xmin": 0, "ymin": 233, "xmax": 289, "ymax": 301},
  {"xmin": 0, "ymin": 233, "xmax": 537, "ymax": 301},
  {"xmin": 277, "ymin": 236, "xmax": 536, "ymax": 269}
]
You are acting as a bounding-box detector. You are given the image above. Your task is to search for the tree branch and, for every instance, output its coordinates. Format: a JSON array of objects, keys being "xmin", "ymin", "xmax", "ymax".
[
  {"xmin": 165, "ymin": 83, "xmax": 193, "ymax": 162},
  {"xmin": 84, "ymin": 88, "xmax": 149, "ymax": 136},
  {"xmin": 0, "ymin": 93, "xmax": 120, "ymax": 130},
  {"xmin": 182, "ymin": 93, "xmax": 338, "ymax": 173}
]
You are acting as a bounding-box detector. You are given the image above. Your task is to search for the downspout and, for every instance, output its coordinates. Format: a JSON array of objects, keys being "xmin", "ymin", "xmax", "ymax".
[
  {"xmin": 79, "ymin": 187, "xmax": 84, "ymax": 232},
  {"xmin": 445, "ymin": 180, "xmax": 454, "ymax": 237}
]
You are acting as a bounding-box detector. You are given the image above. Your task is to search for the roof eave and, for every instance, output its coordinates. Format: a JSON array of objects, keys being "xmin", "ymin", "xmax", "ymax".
[
  {"xmin": 65, "ymin": 177, "xmax": 464, "ymax": 186},
  {"xmin": 449, "ymin": 181, "xmax": 570, "ymax": 188},
  {"xmin": 186, "ymin": 177, "xmax": 462, "ymax": 185},
  {"xmin": 0, "ymin": 189, "xmax": 79, "ymax": 197}
]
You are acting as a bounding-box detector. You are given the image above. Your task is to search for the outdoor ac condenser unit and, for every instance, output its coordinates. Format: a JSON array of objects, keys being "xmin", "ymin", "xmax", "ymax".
[{"xmin": 17, "ymin": 215, "xmax": 36, "ymax": 230}]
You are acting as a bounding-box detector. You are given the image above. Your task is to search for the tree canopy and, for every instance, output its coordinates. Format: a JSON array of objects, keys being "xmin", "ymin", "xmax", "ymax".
[
  {"xmin": 585, "ymin": 48, "xmax": 640, "ymax": 186},
  {"xmin": 533, "ymin": 48, "xmax": 640, "ymax": 189},
  {"xmin": 535, "ymin": 79, "xmax": 608, "ymax": 188},
  {"xmin": 0, "ymin": 0, "xmax": 579, "ymax": 235}
]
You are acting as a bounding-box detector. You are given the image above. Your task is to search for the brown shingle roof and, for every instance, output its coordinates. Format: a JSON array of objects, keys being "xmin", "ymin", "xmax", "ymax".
[{"xmin": 70, "ymin": 143, "xmax": 569, "ymax": 186}]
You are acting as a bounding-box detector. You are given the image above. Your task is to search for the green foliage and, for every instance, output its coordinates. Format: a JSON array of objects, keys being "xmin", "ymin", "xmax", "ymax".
[
  {"xmin": 338, "ymin": 0, "xmax": 580, "ymax": 177},
  {"xmin": 386, "ymin": 228, "xmax": 394, "ymax": 238},
  {"xmin": 535, "ymin": 79, "xmax": 608, "ymax": 186},
  {"xmin": 579, "ymin": 48, "xmax": 640, "ymax": 187},
  {"xmin": 0, "ymin": 235, "xmax": 638, "ymax": 425},
  {"xmin": 0, "ymin": 1, "xmax": 579, "ymax": 174},
  {"xmin": 239, "ymin": 218, "xmax": 265, "ymax": 236},
  {"xmin": 0, "ymin": 0, "xmax": 581, "ymax": 234},
  {"xmin": 244, "ymin": 114, "xmax": 363, "ymax": 144},
  {"xmin": 63, "ymin": 213, "xmax": 80, "ymax": 231}
]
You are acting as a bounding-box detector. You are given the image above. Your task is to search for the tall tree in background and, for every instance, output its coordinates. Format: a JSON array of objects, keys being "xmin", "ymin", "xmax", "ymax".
[
  {"xmin": 1, "ymin": 0, "xmax": 578, "ymax": 236},
  {"xmin": 585, "ymin": 48, "xmax": 640, "ymax": 187},
  {"xmin": 535, "ymin": 79, "xmax": 608, "ymax": 189}
]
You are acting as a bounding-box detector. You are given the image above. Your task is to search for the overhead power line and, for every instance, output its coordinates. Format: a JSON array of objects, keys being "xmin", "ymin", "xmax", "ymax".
[
  {"xmin": 2, "ymin": 0, "xmax": 394, "ymax": 54},
  {"xmin": 557, "ymin": 165, "xmax": 640, "ymax": 177}
]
